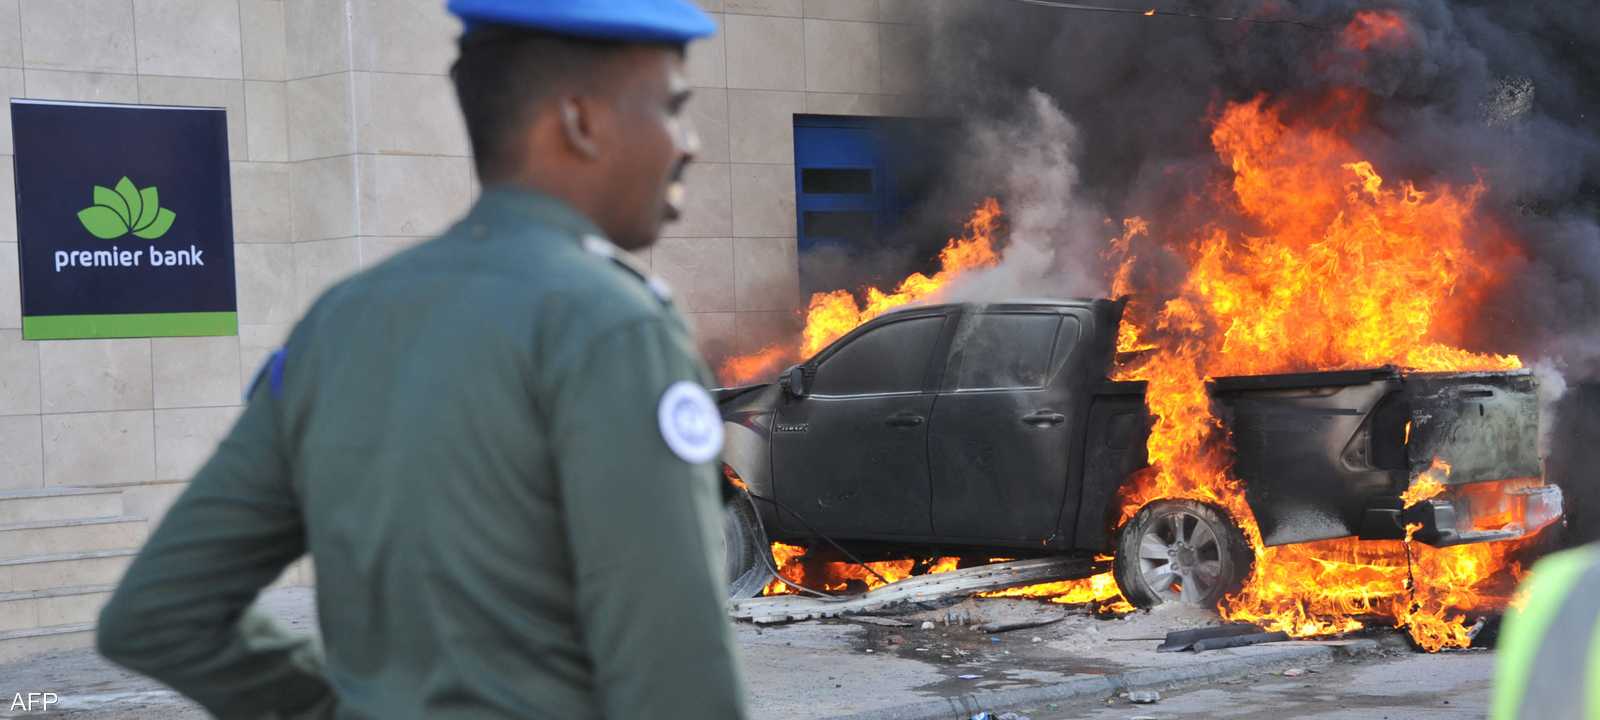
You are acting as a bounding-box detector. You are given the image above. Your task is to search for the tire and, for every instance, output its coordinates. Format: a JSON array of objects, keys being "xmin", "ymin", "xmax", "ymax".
[
  {"xmin": 1113, "ymin": 499, "xmax": 1253, "ymax": 608},
  {"xmin": 721, "ymin": 494, "xmax": 772, "ymax": 600}
]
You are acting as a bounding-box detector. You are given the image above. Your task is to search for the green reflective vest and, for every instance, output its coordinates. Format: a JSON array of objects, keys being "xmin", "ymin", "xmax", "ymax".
[{"xmin": 1493, "ymin": 543, "xmax": 1600, "ymax": 720}]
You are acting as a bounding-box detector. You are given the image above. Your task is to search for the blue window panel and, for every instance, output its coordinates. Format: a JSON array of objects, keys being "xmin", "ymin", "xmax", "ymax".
[
  {"xmin": 793, "ymin": 115, "xmax": 955, "ymax": 297},
  {"xmin": 794, "ymin": 116, "xmax": 887, "ymax": 259}
]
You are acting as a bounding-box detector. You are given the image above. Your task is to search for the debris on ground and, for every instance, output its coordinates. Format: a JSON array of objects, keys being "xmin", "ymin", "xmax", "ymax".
[
  {"xmin": 731, "ymin": 557, "xmax": 1095, "ymax": 623},
  {"xmin": 1282, "ymin": 667, "xmax": 1308, "ymax": 677},
  {"xmin": 1128, "ymin": 690, "xmax": 1162, "ymax": 704},
  {"xmin": 1193, "ymin": 630, "xmax": 1291, "ymax": 651},
  {"xmin": 849, "ymin": 616, "xmax": 913, "ymax": 628},
  {"xmin": 1154, "ymin": 622, "xmax": 1294, "ymax": 652},
  {"xmin": 972, "ymin": 615, "xmax": 1069, "ymax": 633},
  {"xmin": 1156, "ymin": 623, "xmax": 1263, "ymax": 652}
]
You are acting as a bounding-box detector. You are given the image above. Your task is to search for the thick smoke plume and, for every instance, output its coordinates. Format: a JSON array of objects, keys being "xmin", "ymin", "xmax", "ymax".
[
  {"xmin": 912, "ymin": 0, "xmax": 1600, "ymax": 539},
  {"xmin": 922, "ymin": 0, "xmax": 1598, "ymax": 358},
  {"xmin": 942, "ymin": 89, "xmax": 1109, "ymax": 303}
]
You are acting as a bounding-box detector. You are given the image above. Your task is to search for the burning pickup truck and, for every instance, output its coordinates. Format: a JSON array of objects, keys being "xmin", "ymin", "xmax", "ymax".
[{"xmin": 714, "ymin": 298, "xmax": 1563, "ymax": 608}]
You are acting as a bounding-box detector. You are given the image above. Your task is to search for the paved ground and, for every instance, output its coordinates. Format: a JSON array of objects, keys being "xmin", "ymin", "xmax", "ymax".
[
  {"xmin": 1032, "ymin": 652, "xmax": 1493, "ymax": 720},
  {"xmin": 0, "ymin": 588, "xmax": 1493, "ymax": 719}
]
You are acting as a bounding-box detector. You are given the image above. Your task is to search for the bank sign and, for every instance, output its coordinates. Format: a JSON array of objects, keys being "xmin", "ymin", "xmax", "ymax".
[{"xmin": 10, "ymin": 100, "xmax": 237, "ymax": 339}]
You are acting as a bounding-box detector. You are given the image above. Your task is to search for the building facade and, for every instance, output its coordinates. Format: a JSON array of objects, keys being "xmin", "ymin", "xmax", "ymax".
[{"xmin": 0, "ymin": 0, "xmax": 927, "ymax": 658}]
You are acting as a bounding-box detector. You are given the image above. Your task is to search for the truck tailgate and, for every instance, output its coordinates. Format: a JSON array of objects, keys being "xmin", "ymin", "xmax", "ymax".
[{"xmin": 1404, "ymin": 371, "xmax": 1541, "ymax": 485}]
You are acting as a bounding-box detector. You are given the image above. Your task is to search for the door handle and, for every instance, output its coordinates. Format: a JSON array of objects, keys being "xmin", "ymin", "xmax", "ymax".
[
  {"xmin": 1021, "ymin": 411, "xmax": 1066, "ymax": 427},
  {"xmin": 886, "ymin": 413, "xmax": 925, "ymax": 428}
]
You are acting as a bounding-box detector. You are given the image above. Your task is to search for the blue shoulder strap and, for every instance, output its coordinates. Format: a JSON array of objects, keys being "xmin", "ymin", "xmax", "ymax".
[{"xmin": 246, "ymin": 349, "xmax": 288, "ymax": 401}]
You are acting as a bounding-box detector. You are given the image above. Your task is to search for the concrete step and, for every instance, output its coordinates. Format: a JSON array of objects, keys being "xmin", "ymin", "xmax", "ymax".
[
  {"xmin": 0, "ymin": 549, "xmax": 138, "ymax": 593},
  {"xmin": 0, "ymin": 516, "xmax": 148, "ymax": 561},
  {"xmin": 0, "ymin": 584, "xmax": 115, "ymax": 633},
  {"xmin": 0, "ymin": 487, "xmax": 125, "ymax": 524},
  {"xmin": 0, "ymin": 622, "xmax": 95, "ymax": 663}
]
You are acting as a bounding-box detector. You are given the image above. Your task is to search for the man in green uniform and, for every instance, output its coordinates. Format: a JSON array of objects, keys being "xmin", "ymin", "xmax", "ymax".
[
  {"xmin": 95, "ymin": 2, "xmax": 749, "ymax": 718},
  {"xmin": 1493, "ymin": 541, "xmax": 1600, "ymax": 719}
]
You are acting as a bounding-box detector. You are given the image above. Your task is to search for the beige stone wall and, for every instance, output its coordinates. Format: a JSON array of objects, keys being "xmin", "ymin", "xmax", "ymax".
[
  {"xmin": 0, "ymin": 0, "xmax": 920, "ymax": 507},
  {"xmin": 0, "ymin": 0, "xmax": 292, "ymax": 520},
  {"xmin": 663, "ymin": 0, "xmax": 926, "ymax": 365}
]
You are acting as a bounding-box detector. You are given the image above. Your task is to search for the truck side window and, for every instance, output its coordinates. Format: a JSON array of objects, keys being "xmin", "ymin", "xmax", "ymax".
[
  {"xmin": 951, "ymin": 314, "xmax": 1065, "ymax": 391},
  {"xmin": 812, "ymin": 316, "xmax": 944, "ymax": 396}
]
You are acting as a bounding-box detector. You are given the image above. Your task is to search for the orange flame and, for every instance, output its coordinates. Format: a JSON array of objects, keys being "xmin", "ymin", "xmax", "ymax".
[
  {"xmin": 1342, "ymin": 10, "xmax": 1410, "ymax": 51},
  {"xmin": 717, "ymin": 344, "xmax": 790, "ymax": 388},
  {"xmin": 718, "ymin": 198, "xmax": 1003, "ymax": 385},
  {"xmin": 1111, "ymin": 93, "xmax": 1527, "ymax": 650},
  {"xmin": 980, "ymin": 560, "xmax": 1136, "ymax": 614},
  {"xmin": 1399, "ymin": 459, "xmax": 1449, "ymax": 508},
  {"xmin": 762, "ymin": 543, "xmax": 961, "ymax": 596}
]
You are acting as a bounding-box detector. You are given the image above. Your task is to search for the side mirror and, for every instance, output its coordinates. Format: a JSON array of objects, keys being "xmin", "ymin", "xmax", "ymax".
[{"xmin": 780, "ymin": 365, "xmax": 809, "ymax": 399}]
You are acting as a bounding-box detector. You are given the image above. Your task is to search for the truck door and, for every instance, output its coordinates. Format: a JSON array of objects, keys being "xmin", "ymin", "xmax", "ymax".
[
  {"xmin": 772, "ymin": 314, "xmax": 949, "ymax": 538},
  {"xmin": 929, "ymin": 311, "xmax": 1082, "ymax": 542}
]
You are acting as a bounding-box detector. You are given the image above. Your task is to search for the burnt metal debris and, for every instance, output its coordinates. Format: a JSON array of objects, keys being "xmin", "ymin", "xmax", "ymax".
[
  {"xmin": 1156, "ymin": 624, "xmax": 1292, "ymax": 652},
  {"xmin": 729, "ymin": 557, "xmax": 1096, "ymax": 624}
]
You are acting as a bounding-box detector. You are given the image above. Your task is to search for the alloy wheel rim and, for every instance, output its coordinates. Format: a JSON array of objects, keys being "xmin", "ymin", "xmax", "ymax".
[{"xmin": 1137, "ymin": 510, "xmax": 1225, "ymax": 605}]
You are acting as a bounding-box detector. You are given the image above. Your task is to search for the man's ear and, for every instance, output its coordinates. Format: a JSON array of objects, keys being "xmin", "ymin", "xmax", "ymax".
[{"xmin": 559, "ymin": 97, "xmax": 601, "ymax": 160}]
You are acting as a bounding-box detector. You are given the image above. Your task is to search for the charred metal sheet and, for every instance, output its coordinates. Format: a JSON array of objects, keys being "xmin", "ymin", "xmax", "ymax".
[
  {"xmin": 729, "ymin": 557, "xmax": 1097, "ymax": 624},
  {"xmin": 970, "ymin": 616, "xmax": 1070, "ymax": 633},
  {"xmin": 1404, "ymin": 371, "xmax": 1540, "ymax": 485},
  {"xmin": 1191, "ymin": 631, "xmax": 1291, "ymax": 652},
  {"xmin": 1156, "ymin": 623, "xmax": 1263, "ymax": 652}
]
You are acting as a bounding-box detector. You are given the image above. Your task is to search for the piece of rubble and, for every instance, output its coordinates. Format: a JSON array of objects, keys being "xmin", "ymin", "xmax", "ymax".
[
  {"xmin": 972, "ymin": 616, "xmax": 1067, "ymax": 634},
  {"xmin": 921, "ymin": 621, "xmax": 936, "ymax": 630},
  {"xmin": 850, "ymin": 616, "xmax": 913, "ymax": 628},
  {"xmin": 1282, "ymin": 667, "xmax": 1307, "ymax": 677},
  {"xmin": 733, "ymin": 558, "xmax": 1093, "ymax": 623},
  {"xmin": 1031, "ymin": 636, "xmax": 1042, "ymax": 643},
  {"xmin": 1128, "ymin": 690, "xmax": 1161, "ymax": 704}
]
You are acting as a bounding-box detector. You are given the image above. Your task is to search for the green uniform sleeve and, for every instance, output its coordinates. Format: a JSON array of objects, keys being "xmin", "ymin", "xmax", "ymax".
[
  {"xmin": 548, "ymin": 316, "xmax": 749, "ymax": 720},
  {"xmin": 96, "ymin": 380, "xmax": 334, "ymax": 719}
]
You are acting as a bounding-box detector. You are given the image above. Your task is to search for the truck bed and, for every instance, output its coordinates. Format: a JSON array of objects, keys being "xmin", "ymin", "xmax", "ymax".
[{"xmin": 1084, "ymin": 366, "xmax": 1551, "ymax": 547}]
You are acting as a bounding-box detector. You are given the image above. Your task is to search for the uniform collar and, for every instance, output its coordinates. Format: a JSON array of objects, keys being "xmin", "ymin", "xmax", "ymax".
[{"xmin": 471, "ymin": 185, "xmax": 607, "ymax": 242}]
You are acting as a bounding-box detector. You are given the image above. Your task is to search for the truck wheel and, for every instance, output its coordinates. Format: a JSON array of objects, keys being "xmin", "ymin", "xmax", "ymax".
[
  {"xmin": 722, "ymin": 494, "xmax": 772, "ymax": 600},
  {"xmin": 1113, "ymin": 499, "xmax": 1253, "ymax": 608}
]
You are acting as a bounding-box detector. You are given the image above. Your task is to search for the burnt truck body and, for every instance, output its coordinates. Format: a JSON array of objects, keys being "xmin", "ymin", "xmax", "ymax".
[{"xmin": 716, "ymin": 299, "xmax": 1563, "ymax": 605}]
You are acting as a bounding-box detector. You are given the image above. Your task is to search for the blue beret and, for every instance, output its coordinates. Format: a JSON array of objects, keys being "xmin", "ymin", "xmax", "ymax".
[{"xmin": 448, "ymin": 0, "xmax": 717, "ymax": 44}]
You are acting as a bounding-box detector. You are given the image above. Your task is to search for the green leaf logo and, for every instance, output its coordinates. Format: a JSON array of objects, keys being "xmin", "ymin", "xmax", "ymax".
[{"xmin": 77, "ymin": 177, "xmax": 177, "ymax": 240}]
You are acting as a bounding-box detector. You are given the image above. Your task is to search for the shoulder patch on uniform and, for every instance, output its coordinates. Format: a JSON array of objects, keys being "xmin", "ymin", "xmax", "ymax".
[{"xmin": 657, "ymin": 381, "xmax": 724, "ymax": 464}]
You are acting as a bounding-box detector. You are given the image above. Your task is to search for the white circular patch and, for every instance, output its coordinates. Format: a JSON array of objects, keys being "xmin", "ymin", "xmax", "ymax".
[{"xmin": 657, "ymin": 381, "xmax": 724, "ymax": 464}]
